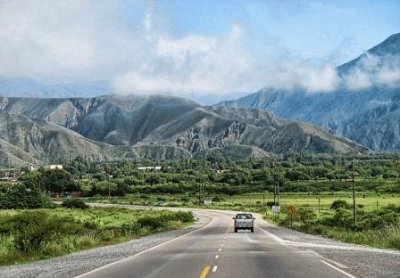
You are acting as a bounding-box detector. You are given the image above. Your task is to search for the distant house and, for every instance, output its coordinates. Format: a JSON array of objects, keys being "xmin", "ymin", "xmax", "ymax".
[
  {"xmin": 0, "ymin": 176, "xmax": 18, "ymax": 183},
  {"xmin": 138, "ymin": 166, "xmax": 162, "ymax": 171},
  {"xmin": 47, "ymin": 165, "xmax": 63, "ymax": 170}
]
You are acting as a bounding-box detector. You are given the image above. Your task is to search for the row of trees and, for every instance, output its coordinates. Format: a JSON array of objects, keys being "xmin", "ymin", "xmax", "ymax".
[{"xmin": 1, "ymin": 154, "xmax": 399, "ymax": 203}]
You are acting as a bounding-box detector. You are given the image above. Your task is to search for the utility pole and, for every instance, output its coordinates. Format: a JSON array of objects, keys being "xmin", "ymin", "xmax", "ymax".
[
  {"xmin": 198, "ymin": 180, "xmax": 201, "ymax": 206},
  {"xmin": 108, "ymin": 183, "xmax": 111, "ymax": 203},
  {"xmin": 262, "ymin": 191, "xmax": 265, "ymax": 207},
  {"xmin": 272, "ymin": 112, "xmax": 279, "ymax": 208},
  {"xmin": 352, "ymin": 159, "xmax": 356, "ymax": 225}
]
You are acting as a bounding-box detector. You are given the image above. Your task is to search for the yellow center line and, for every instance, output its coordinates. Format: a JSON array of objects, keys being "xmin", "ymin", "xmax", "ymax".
[{"xmin": 200, "ymin": 265, "xmax": 211, "ymax": 278}]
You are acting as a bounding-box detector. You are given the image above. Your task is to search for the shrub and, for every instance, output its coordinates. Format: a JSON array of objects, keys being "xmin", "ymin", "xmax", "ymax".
[
  {"xmin": 330, "ymin": 200, "xmax": 349, "ymax": 210},
  {"xmin": 388, "ymin": 235, "xmax": 400, "ymax": 250},
  {"xmin": 212, "ymin": 196, "xmax": 225, "ymax": 202},
  {"xmin": 266, "ymin": 201, "xmax": 279, "ymax": 207},
  {"xmin": 0, "ymin": 185, "xmax": 51, "ymax": 209},
  {"xmin": 12, "ymin": 211, "xmax": 81, "ymax": 252},
  {"xmin": 0, "ymin": 214, "xmax": 14, "ymax": 235},
  {"xmin": 62, "ymin": 199, "xmax": 89, "ymax": 209},
  {"xmin": 298, "ymin": 207, "xmax": 316, "ymax": 225},
  {"xmin": 137, "ymin": 211, "xmax": 194, "ymax": 230},
  {"xmin": 137, "ymin": 215, "xmax": 166, "ymax": 230},
  {"xmin": 180, "ymin": 196, "xmax": 190, "ymax": 202},
  {"xmin": 120, "ymin": 222, "xmax": 141, "ymax": 235},
  {"xmin": 75, "ymin": 234, "xmax": 98, "ymax": 249},
  {"xmin": 323, "ymin": 208, "xmax": 353, "ymax": 228},
  {"xmin": 170, "ymin": 211, "xmax": 194, "ymax": 223}
]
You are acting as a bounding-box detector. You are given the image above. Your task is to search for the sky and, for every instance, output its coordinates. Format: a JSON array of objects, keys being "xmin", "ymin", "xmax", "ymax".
[{"xmin": 0, "ymin": 0, "xmax": 399, "ymax": 101}]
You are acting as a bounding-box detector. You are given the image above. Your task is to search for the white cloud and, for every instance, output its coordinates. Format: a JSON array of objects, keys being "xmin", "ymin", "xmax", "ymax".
[
  {"xmin": 0, "ymin": 1, "xmax": 398, "ymax": 99},
  {"xmin": 113, "ymin": 23, "xmax": 260, "ymax": 96},
  {"xmin": 157, "ymin": 36, "xmax": 217, "ymax": 58},
  {"xmin": 343, "ymin": 69, "xmax": 373, "ymax": 90},
  {"xmin": 343, "ymin": 54, "xmax": 400, "ymax": 90},
  {"xmin": 261, "ymin": 61, "xmax": 340, "ymax": 93},
  {"xmin": 0, "ymin": 1, "xmax": 97, "ymax": 79}
]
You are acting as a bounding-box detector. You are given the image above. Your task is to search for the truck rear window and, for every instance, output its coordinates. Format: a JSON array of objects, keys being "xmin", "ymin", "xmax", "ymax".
[{"xmin": 236, "ymin": 214, "xmax": 252, "ymax": 219}]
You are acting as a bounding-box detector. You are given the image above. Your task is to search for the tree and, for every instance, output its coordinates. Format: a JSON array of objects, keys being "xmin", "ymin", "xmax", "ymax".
[
  {"xmin": 41, "ymin": 169, "xmax": 81, "ymax": 192},
  {"xmin": 0, "ymin": 184, "xmax": 50, "ymax": 209},
  {"xmin": 21, "ymin": 169, "xmax": 80, "ymax": 193},
  {"xmin": 285, "ymin": 170, "xmax": 309, "ymax": 181}
]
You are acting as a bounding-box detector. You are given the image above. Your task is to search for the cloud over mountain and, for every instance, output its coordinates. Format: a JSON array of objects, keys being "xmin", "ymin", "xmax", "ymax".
[{"xmin": 0, "ymin": 1, "xmax": 398, "ymax": 99}]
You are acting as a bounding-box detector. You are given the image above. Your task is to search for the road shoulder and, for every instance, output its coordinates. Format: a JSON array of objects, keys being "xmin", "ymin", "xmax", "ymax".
[
  {"xmin": 0, "ymin": 212, "xmax": 210, "ymax": 278},
  {"xmin": 256, "ymin": 218, "xmax": 400, "ymax": 278}
]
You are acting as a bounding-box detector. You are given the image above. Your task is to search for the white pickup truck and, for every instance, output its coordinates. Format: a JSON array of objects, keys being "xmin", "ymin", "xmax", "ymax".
[{"xmin": 233, "ymin": 213, "xmax": 255, "ymax": 233}]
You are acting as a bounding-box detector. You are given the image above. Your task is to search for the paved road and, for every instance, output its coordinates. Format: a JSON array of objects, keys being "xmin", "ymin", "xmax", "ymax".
[{"xmin": 76, "ymin": 210, "xmax": 354, "ymax": 278}]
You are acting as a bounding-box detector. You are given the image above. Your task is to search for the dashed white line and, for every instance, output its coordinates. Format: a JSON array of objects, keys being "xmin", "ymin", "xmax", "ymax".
[
  {"xmin": 218, "ymin": 248, "xmax": 223, "ymax": 252},
  {"xmin": 215, "ymin": 255, "xmax": 219, "ymax": 260},
  {"xmin": 320, "ymin": 260, "xmax": 356, "ymax": 278},
  {"xmin": 212, "ymin": 265, "xmax": 218, "ymax": 272}
]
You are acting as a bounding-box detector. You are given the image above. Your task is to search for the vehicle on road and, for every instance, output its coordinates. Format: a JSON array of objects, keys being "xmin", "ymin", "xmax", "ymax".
[{"xmin": 233, "ymin": 213, "xmax": 255, "ymax": 233}]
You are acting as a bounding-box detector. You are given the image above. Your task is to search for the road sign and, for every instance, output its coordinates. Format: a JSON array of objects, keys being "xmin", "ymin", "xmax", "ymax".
[
  {"xmin": 287, "ymin": 205, "xmax": 296, "ymax": 229},
  {"xmin": 272, "ymin": 205, "xmax": 280, "ymax": 213},
  {"xmin": 287, "ymin": 205, "xmax": 296, "ymax": 215}
]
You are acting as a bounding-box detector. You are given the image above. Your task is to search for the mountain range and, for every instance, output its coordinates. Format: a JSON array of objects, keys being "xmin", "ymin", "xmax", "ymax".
[
  {"xmin": 0, "ymin": 95, "xmax": 365, "ymax": 165},
  {"xmin": 220, "ymin": 33, "xmax": 400, "ymax": 152},
  {"xmin": 1, "ymin": 34, "xmax": 398, "ymax": 165}
]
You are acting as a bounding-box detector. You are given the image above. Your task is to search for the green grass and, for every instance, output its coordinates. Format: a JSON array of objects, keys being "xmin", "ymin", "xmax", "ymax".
[
  {"xmin": 90, "ymin": 192, "xmax": 400, "ymax": 213},
  {"xmin": 0, "ymin": 207, "xmax": 194, "ymax": 266},
  {"xmin": 85, "ymin": 192, "xmax": 400, "ymax": 251}
]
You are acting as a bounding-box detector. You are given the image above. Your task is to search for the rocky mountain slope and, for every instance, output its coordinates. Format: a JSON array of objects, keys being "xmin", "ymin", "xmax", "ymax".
[
  {"xmin": 0, "ymin": 109, "xmax": 191, "ymax": 165},
  {"xmin": 219, "ymin": 33, "xmax": 400, "ymax": 151},
  {"xmin": 0, "ymin": 95, "xmax": 366, "ymax": 165}
]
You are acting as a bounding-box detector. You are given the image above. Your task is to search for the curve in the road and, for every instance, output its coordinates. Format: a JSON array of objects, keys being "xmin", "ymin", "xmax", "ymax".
[{"xmin": 75, "ymin": 210, "xmax": 356, "ymax": 278}]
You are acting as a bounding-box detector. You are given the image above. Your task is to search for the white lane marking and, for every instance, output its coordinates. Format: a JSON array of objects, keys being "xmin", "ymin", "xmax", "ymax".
[
  {"xmin": 257, "ymin": 226, "xmax": 288, "ymax": 245},
  {"xmin": 323, "ymin": 258, "xmax": 349, "ymax": 269},
  {"xmin": 212, "ymin": 265, "xmax": 218, "ymax": 272},
  {"xmin": 215, "ymin": 254, "xmax": 219, "ymax": 260},
  {"xmin": 74, "ymin": 212, "xmax": 216, "ymax": 278},
  {"xmin": 320, "ymin": 260, "xmax": 356, "ymax": 278},
  {"xmin": 218, "ymin": 248, "xmax": 222, "ymax": 252}
]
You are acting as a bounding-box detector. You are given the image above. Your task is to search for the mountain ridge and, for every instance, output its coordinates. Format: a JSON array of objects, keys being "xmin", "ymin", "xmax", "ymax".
[
  {"xmin": 219, "ymin": 33, "xmax": 400, "ymax": 151},
  {"xmin": 0, "ymin": 95, "xmax": 367, "ymax": 165}
]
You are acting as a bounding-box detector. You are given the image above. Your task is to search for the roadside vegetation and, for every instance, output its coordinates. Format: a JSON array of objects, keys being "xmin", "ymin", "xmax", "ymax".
[
  {"xmin": 0, "ymin": 152, "xmax": 399, "ymax": 264},
  {"xmin": 263, "ymin": 200, "xmax": 400, "ymax": 250},
  {"xmin": 86, "ymin": 192, "xmax": 400, "ymax": 251},
  {"xmin": 0, "ymin": 206, "xmax": 194, "ymax": 265}
]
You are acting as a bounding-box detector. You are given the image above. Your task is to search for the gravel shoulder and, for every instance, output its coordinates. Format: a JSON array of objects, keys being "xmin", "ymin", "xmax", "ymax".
[
  {"xmin": 0, "ymin": 212, "xmax": 210, "ymax": 278},
  {"xmin": 257, "ymin": 219, "xmax": 400, "ymax": 278}
]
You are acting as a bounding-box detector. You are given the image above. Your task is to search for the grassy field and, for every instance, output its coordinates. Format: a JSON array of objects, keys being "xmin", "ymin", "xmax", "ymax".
[
  {"xmin": 85, "ymin": 192, "xmax": 400, "ymax": 251},
  {"xmin": 0, "ymin": 207, "xmax": 194, "ymax": 265},
  {"xmin": 87, "ymin": 192, "xmax": 400, "ymax": 213},
  {"xmin": 227, "ymin": 192, "xmax": 399, "ymax": 211}
]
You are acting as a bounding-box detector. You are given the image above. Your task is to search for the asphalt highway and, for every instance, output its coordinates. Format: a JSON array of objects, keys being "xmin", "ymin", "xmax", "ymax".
[{"xmin": 76, "ymin": 210, "xmax": 355, "ymax": 278}]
